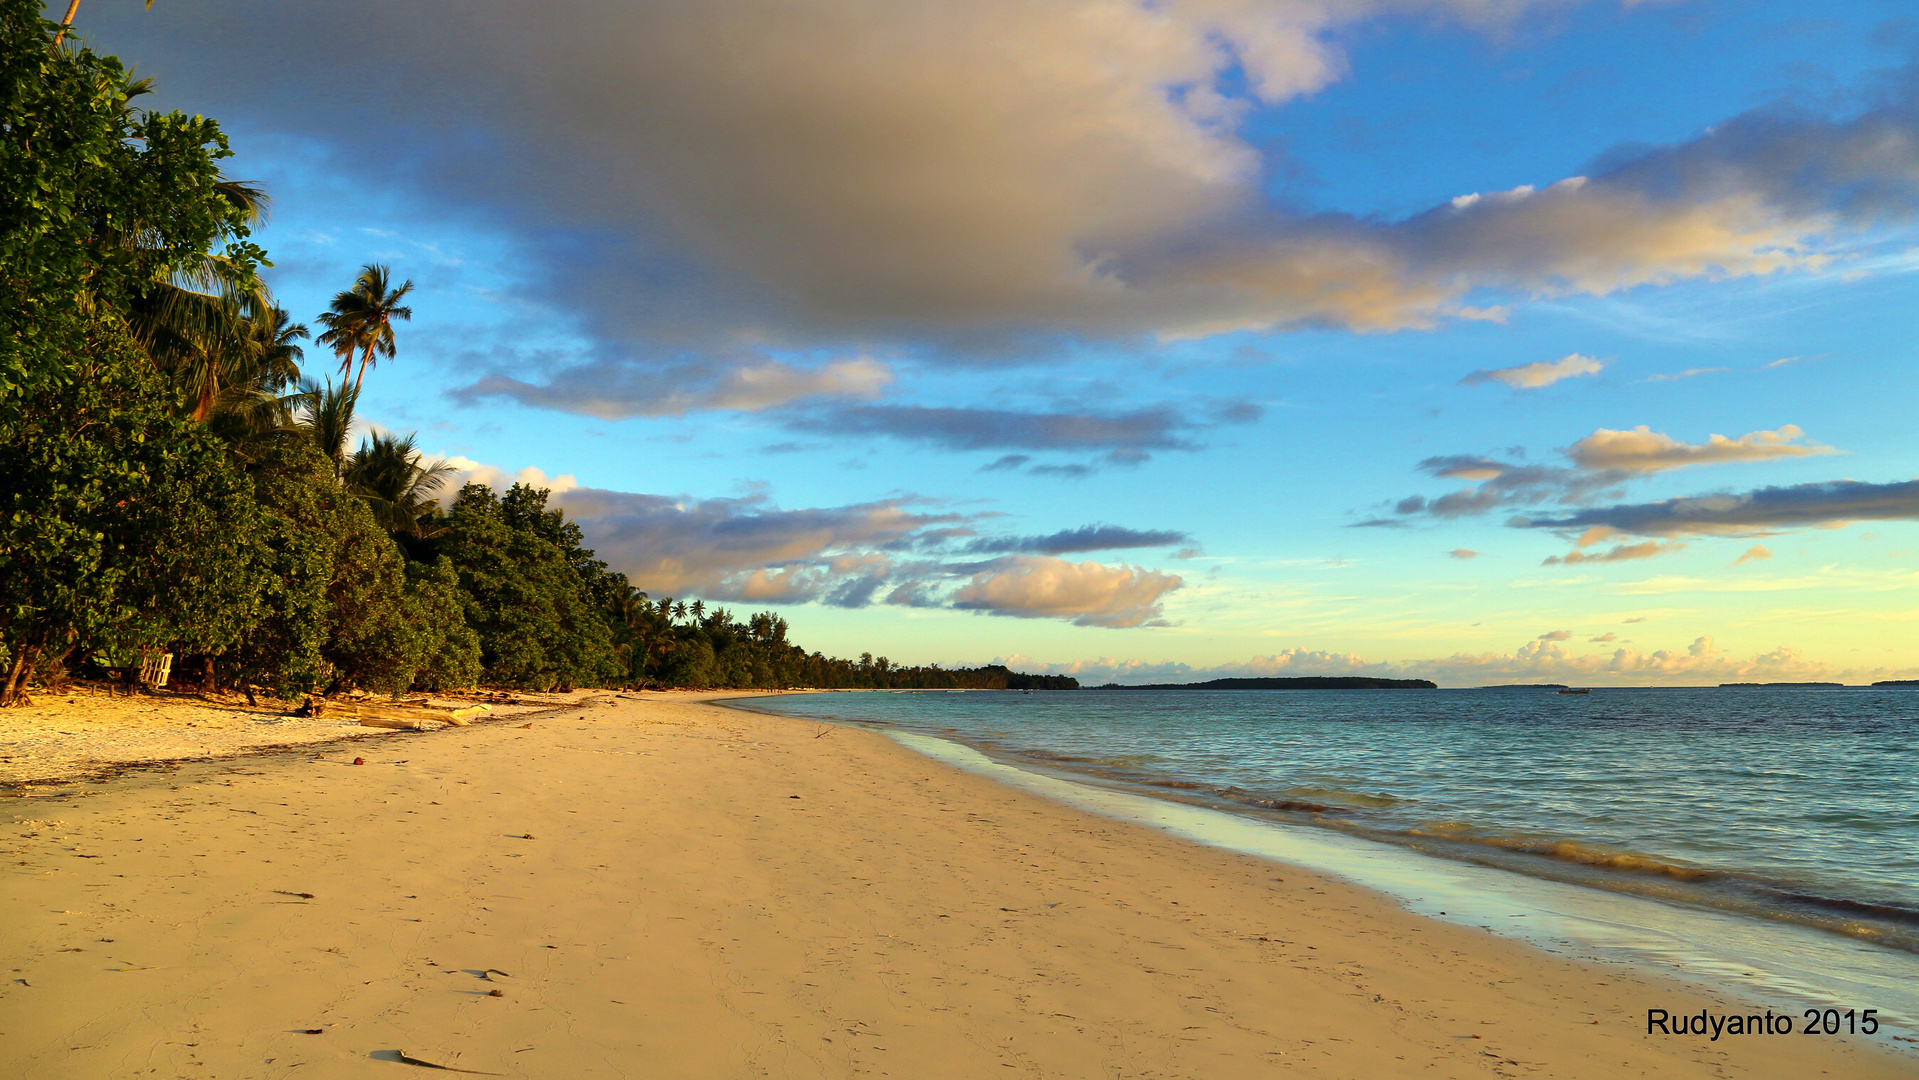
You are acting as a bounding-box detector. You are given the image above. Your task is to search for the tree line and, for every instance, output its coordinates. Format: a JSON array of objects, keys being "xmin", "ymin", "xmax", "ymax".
[{"xmin": 0, "ymin": 7, "xmax": 1074, "ymax": 705}]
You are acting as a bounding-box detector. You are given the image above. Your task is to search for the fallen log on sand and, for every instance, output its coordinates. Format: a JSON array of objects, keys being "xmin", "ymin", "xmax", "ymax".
[{"xmin": 294, "ymin": 698, "xmax": 492, "ymax": 727}]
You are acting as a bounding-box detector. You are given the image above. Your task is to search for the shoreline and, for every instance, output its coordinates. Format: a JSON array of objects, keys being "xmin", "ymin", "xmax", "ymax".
[
  {"xmin": 718, "ymin": 695, "xmax": 1919, "ymax": 1028},
  {"xmin": 874, "ymin": 724, "xmax": 1919, "ymax": 1030},
  {"xmin": 2, "ymin": 692, "xmax": 1911, "ymax": 1077}
]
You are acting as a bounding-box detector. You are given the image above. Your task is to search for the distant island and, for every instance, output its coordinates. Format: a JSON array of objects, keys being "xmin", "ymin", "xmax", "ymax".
[
  {"xmin": 1096, "ymin": 677, "xmax": 1437, "ymax": 690},
  {"xmin": 1479, "ymin": 683, "xmax": 1570, "ymax": 690},
  {"xmin": 1872, "ymin": 679, "xmax": 1919, "ymax": 687},
  {"xmin": 1719, "ymin": 682, "xmax": 1845, "ymax": 688}
]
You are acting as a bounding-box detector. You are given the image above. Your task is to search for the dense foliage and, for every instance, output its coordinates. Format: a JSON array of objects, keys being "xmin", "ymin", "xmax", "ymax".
[{"xmin": 0, "ymin": 8, "xmax": 1074, "ymax": 704}]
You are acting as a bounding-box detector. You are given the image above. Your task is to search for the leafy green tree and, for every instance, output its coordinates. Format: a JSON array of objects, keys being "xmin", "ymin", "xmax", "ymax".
[
  {"xmin": 437, "ymin": 483, "xmax": 621, "ymax": 690},
  {"xmin": 405, "ymin": 558, "xmax": 482, "ymax": 692},
  {"xmin": 0, "ymin": 363, "xmax": 268, "ymax": 703},
  {"xmin": 1, "ymin": 4, "xmax": 266, "ymax": 704}
]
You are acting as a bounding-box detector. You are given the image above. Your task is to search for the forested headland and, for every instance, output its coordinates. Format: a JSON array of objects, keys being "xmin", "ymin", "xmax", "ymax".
[{"xmin": 0, "ymin": 6, "xmax": 1073, "ymax": 706}]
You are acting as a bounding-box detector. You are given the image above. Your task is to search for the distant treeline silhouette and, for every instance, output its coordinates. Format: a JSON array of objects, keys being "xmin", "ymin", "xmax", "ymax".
[{"xmin": 1096, "ymin": 676, "xmax": 1437, "ymax": 690}]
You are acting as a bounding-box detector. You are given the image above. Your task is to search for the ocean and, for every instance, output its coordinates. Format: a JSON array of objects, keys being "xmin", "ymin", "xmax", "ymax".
[{"xmin": 734, "ymin": 686, "xmax": 1919, "ymax": 1029}]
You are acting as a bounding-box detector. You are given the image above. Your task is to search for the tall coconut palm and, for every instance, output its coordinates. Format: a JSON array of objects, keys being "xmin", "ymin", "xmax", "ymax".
[{"xmin": 315, "ymin": 264, "xmax": 414, "ymax": 395}]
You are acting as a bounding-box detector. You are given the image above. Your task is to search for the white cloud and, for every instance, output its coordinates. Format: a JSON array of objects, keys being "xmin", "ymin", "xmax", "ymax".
[
  {"xmin": 1565, "ymin": 424, "xmax": 1835, "ymax": 473},
  {"xmin": 952, "ymin": 556, "xmax": 1183, "ymax": 628},
  {"xmin": 1460, "ymin": 353, "xmax": 1605, "ymax": 389}
]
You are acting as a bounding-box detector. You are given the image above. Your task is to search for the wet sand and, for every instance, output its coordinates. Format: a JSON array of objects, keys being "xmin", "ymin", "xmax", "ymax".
[{"xmin": 0, "ymin": 691, "xmax": 1910, "ymax": 1078}]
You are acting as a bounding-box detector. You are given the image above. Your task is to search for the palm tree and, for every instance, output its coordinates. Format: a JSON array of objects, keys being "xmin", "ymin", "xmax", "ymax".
[
  {"xmin": 136, "ymin": 285, "xmax": 307, "ymax": 423},
  {"xmin": 689, "ymin": 600, "xmax": 706, "ymax": 623},
  {"xmin": 294, "ymin": 378, "xmax": 360, "ymax": 477},
  {"xmin": 315, "ymin": 264, "xmax": 414, "ymax": 395},
  {"xmin": 343, "ymin": 432, "xmax": 456, "ymax": 537},
  {"xmin": 247, "ymin": 305, "xmax": 309, "ymax": 394}
]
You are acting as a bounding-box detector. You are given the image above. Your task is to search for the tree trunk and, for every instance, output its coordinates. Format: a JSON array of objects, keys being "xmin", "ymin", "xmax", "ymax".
[
  {"xmin": 51, "ymin": 0, "xmax": 82, "ymax": 48},
  {"xmin": 1, "ymin": 638, "xmax": 42, "ymax": 707}
]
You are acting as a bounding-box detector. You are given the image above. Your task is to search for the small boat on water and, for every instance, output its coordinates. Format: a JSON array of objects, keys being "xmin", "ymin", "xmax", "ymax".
[{"xmin": 1558, "ymin": 687, "xmax": 1591, "ymax": 694}]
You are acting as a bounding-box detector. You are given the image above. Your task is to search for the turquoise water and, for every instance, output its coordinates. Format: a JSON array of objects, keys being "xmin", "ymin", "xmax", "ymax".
[{"xmin": 736, "ymin": 687, "xmax": 1919, "ymax": 1025}]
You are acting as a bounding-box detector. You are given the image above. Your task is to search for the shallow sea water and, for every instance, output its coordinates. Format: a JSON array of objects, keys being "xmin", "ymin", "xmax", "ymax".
[{"xmin": 737, "ymin": 687, "xmax": 1919, "ymax": 1033}]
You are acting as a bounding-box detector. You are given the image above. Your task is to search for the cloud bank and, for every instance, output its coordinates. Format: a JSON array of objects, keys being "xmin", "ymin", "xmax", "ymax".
[
  {"xmin": 436, "ymin": 459, "xmax": 1187, "ymax": 626},
  {"xmin": 999, "ymin": 634, "xmax": 1919, "ymax": 688},
  {"xmin": 83, "ymin": 0, "xmax": 1919, "ymax": 399},
  {"xmin": 1373, "ymin": 423, "xmax": 1848, "ymax": 528}
]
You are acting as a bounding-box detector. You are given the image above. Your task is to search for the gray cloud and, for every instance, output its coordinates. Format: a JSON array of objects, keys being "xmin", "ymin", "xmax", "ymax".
[
  {"xmin": 963, "ymin": 524, "xmax": 1189, "ymax": 556},
  {"xmin": 75, "ymin": 2, "xmax": 1919, "ymax": 377},
  {"xmin": 1028, "ymin": 463, "xmax": 1097, "ymax": 479},
  {"xmin": 1515, "ymin": 479, "xmax": 1919, "ymax": 538},
  {"xmin": 786, "ymin": 404, "xmax": 1200, "ymax": 452},
  {"xmin": 450, "ymin": 356, "xmax": 890, "ymax": 418},
  {"xmin": 1398, "ymin": 455, "xmax": 1628, "ymax": 518}
]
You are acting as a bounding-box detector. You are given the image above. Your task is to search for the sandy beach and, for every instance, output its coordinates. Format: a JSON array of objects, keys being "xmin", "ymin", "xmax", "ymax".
[{"xmin": 1, "ymin": 691, "xmax": 1910, "ymax": 1079}]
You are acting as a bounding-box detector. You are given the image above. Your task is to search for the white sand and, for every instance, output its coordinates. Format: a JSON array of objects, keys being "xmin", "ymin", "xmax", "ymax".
[
  {"xmin": 0, "ymin": 688, "xmax": 590, "ymax": 786},
  {"xmin": 0, "ymin": 691, "xmax": 1909, "ymax": 1078}
]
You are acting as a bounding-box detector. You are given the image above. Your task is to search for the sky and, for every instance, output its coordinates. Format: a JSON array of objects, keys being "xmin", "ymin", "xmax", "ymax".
[{"xmin": 67, "ymin": 0, "xmax": 1919, "ymax": 685}]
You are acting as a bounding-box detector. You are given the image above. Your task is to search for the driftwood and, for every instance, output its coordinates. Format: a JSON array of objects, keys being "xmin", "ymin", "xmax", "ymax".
[{"xmin": 295, "ymin": 698, "xmax": 492, "ymax": 727}]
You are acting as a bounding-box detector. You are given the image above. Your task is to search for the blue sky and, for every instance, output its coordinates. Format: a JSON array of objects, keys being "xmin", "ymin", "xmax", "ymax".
[{"xmin": 72, "ymin": 0, "xmax": 1919, "ymax": 684}]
